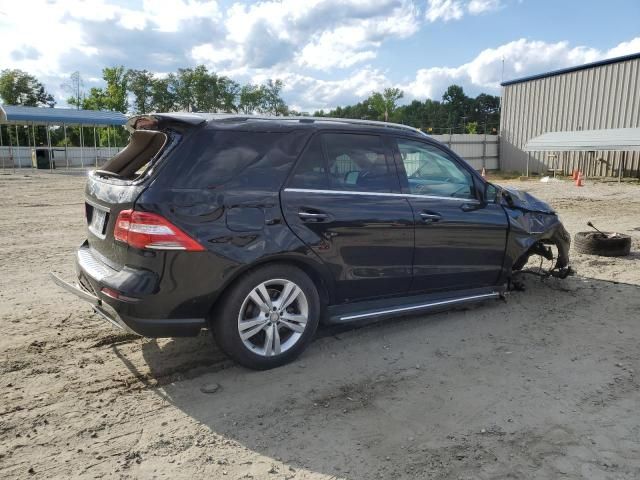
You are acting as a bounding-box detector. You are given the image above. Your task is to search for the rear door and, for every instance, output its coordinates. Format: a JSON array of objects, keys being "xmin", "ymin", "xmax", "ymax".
[
  {"xmin": 281, "ymin": 132, "xmax": 414, "ymax": 303},
  {"xmin": 392, "ymin": 136, "xmax": 508, "ymax": 293}
]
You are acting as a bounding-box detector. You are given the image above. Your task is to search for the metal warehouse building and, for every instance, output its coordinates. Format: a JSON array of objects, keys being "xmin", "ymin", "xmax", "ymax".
[{"xmin": 499, "ymin": 52, "xmax": 640, "ymax": 177}]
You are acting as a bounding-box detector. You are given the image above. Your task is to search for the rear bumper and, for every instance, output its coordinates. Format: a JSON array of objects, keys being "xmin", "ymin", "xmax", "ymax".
[{"xmin": 50, "ymin": 243, "xmax": 206, "ymax": 337}]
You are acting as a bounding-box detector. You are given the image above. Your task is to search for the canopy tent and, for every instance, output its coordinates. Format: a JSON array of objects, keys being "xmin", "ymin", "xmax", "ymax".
[
  {"xmin": 523, "ymin": 128, "xmax": 640, "ymax": 181},
  {"xmin": 0, "ymin": 105, "xmax": 128, "ymax": 170},
  {"xmin": 524, "ymin": 127, "xmax": 640, "ymax": 152}
]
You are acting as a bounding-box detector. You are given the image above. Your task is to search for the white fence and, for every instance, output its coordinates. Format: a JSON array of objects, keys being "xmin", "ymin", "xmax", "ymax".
[
  {"xmin": 0, "ymin": 146, "xmax": 125, "ymax": 169},
  {"xmin": 1, "ymin": 134, "xmax": 500, "ymax": 171},
  {"xmin": 429, "ymin": 134, "xmax": 499, "ymax": 170}
]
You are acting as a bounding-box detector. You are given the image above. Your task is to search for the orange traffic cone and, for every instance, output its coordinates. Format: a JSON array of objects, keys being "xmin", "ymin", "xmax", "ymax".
[
  {"xmin": 481, "ymin": 167, "xmax": 486, "ymax": 178},
  {"xmin": 575, "ymin": 171, "xmax": 584, "ymax": 187}
]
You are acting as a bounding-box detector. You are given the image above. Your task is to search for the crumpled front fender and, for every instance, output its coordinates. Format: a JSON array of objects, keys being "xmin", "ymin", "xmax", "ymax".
[{"xmin": 501, "ymin": 188, "xmax": 571, "ymax": 274}]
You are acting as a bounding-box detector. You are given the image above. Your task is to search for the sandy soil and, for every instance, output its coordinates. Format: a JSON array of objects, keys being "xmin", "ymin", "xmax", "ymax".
[{"xmin": 1, "ymin": 171, "xmax": 639, "ymax": 479}]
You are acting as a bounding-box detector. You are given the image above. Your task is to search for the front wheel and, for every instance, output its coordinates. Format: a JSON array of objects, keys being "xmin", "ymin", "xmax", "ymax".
[{"xmin": 211, "ymin": 264, "xmax": 320, "ymax": 370}]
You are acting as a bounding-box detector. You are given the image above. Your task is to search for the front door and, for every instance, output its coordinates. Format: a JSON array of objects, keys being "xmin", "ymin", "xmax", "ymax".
[
  {"xmin": 281, "ymin": 132, "xmax": 414, "ymax": 303},
  {"xmin": 392, "ymin": 136, "xmax": 508, "ymax": 293}
]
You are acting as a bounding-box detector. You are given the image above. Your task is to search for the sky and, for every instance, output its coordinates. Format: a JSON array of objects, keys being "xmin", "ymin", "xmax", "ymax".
[{"xmin": 1, "ymin": 0, "xmax": 639, "ymax": 112}]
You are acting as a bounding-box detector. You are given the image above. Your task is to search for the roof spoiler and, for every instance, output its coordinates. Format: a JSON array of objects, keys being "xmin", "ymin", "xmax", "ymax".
[{"xmin": 125, "ymin": 113, "xmax": 212, "ymax": 132}]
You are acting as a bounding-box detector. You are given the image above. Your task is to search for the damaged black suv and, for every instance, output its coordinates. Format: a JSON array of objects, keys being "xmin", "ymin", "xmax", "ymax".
[{"xmin": 52, "ymin": 114, "xmax": 571, "ymax": 370}]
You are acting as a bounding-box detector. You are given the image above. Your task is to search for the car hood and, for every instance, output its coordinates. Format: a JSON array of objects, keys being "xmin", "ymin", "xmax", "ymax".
[{"xmin": 502, "ymin": 187, "xmax": 555, "ymax": 214}]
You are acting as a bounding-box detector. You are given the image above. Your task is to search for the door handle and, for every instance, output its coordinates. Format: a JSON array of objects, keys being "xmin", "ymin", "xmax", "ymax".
[
  {"xmin": 460, "ymin": 202, "xmax": 480, "ymax": 212},
  {"xmin": 420, "ymin": 212, "xmax": 442, "ymax": 223},
  {"xmin": 298, "ymin": 210, "xmax": 329, "ymax": 222}
]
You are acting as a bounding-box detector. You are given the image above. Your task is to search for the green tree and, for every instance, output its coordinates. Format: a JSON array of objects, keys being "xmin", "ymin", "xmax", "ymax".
[
  {"xmin": 369, "ymin": 87, "xmax": 403, "ymax": 121},
  {"xmin": 442, "ymin": 84, "xmax": 471, "ymax": 132},
  {"xmin": 238, "ymin": 84, "xmax": 264, "ymax": 114},
  {"xmin": 218, "ymin": 77, "xmax": 240, "ymax": 113},
  {"xmin": 126, "ymin": 69, "xmax": 155, "ymax": 114},
  {"xmin": 260, "ymin": 79, "xmax": 287, "ymax": 116},
  {"xmin": 103, "ymin": 66, "xmax": 128, "ymax": 112},
  {"xmin": 0, "ymin": 69, "xmax": 55, "ymax": 107},
  {"xmin": 150, "ymin": 77, "xmax": 176, "ymax": 112},
  {"xmin": 82, "ymin": 87, "xmax": 109, "ymax": 110}
]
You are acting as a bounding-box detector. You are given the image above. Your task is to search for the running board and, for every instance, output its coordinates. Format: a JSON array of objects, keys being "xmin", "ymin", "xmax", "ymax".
[{"xmin": 327, "ymin": 288, "xmax": 503, "ymax": 324}]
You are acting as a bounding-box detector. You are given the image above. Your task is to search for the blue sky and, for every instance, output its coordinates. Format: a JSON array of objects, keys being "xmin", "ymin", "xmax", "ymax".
[{"xmin": 1, "ymin": 0, "xmax": 639, "ymax": 112}]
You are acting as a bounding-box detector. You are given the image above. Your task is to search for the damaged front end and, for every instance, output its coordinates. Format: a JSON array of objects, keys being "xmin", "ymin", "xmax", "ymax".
[{"xmin": 500, "ymin": 187, "xmax": 572, "ymax": 280}]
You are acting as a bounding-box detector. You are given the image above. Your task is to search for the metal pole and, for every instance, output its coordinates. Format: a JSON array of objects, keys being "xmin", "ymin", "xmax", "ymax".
[
  {"xmin": 8, "ymin": 124, "xmax": 15, "ymax": 173},
  {"xmin": 107, "ymin": 125, "xmax": 112, "ymax": 158},
  {"xmin": 0, "ymin": 124, "xmax": 4, "ymax": 171},
  {"xmin": 63, "ymin": 124, "xmax": 69, "ymax": 169},
  {"xmin": 94, "ymin": 126, "xmax": 98, "ymax": 167},
  {"xmin": 619, "ymin": 151, "xmax": 626, "ymax": 183},
  {"xmin": 482, "ymin": 125, "xmax": 487, "ymax": 170},
  {"xmin": 15, "ymin": 125, "xmax": 23, "ymax": 169},
  {"xmin": 46, "ymin": 124, "xmax": 53, "ymax": 171},
  {"xmin": 24, "ymin": 125, "xmax": 31, "ymax": 169},
  {"xmin": 80, "ymin": 125, "xmax": 85, "ymax": 168}
]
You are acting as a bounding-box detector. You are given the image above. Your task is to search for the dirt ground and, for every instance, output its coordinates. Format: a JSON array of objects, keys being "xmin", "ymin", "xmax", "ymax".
[{"xmin": 1, "ymin": 170, "xmax": 639, "ymax": 480}]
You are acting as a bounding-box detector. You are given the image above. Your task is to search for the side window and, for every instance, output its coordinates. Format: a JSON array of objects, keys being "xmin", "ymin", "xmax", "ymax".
[
  {"xmin": 288, "ymin": 135, "xmax": 328, "ymax": 189},
  {"xmin": 396, "ymin": 139, "xmax": 475, "ymax": 199},
  {"xmin": 323, "ymin": 133, "xmax": 392, "ymax": 192},
  {"xmin": 172, "ymin": 130, "xmax": 307, "ymax": 190}
]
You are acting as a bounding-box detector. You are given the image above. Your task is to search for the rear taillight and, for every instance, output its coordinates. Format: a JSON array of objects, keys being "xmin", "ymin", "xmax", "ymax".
[{"xmin": 113, "ymin": 210, "xmax": 205, "ymax": 251}]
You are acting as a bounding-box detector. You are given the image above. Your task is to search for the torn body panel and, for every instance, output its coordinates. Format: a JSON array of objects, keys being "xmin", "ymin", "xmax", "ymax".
[{"xmin": 500, "ymin": 187, "xmax": 571, "ymax": 278}]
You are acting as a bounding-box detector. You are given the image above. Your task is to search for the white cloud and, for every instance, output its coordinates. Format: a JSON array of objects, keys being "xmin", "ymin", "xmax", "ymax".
[
  {"xmin": 401, "ymin": 37, "xmax": 640, "ymax": 102},
  {"xmin": 467, "ymin": 0, "xmax": 502, "ymax": 14},
  {"xmin": 202, "ymin": 0, "xmax": 420, "ymax": 70},
  {"xmin": 425, "ymin": 0, "xmax": 502, "ymax": 22},
  {"xmin": 425, "ymin": 0, "xmax": 464, "ymax": 22},
  {"xmin": 257, "ymin": 68, "xmax": 391, "ymax": 112}
]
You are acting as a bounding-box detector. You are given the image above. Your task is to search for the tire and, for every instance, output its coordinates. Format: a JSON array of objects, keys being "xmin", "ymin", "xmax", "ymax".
[
  {"xmin": 573, "ymin": 231, "xmax": 631, "ymax": 257},
  {"xmin": 211, "ymin": 264, "xmax": 321, "ymax": 370}
]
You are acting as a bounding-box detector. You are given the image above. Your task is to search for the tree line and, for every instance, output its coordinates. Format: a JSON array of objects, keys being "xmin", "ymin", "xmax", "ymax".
[
  {"xmin": 0, "ymin": 67, "xmax": 501, "ymax": 149},
  {"xmin": 313, "ymin": 85, "xmax": 500, "ymax": 135}
]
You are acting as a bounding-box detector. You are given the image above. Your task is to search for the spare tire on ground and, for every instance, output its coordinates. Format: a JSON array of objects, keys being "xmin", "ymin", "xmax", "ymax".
[{"xmin": 574, "ymin": 231, "xmax": 632, "ymax": 257}]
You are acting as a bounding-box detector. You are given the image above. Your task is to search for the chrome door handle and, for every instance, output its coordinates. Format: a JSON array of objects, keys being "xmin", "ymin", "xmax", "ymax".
[
  {"xmin": 420, "ymin": 212, "xmax": 442, "ymax": 223},
  {"xmin": 298, "ymin": 211, "xmax": 329, "ymax": 222}
]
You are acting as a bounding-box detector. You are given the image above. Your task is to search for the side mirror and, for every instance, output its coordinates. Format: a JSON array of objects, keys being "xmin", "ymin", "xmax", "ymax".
[{"xmin": 484, "ymin": 182, "xmax": 499, "ymax": 203}]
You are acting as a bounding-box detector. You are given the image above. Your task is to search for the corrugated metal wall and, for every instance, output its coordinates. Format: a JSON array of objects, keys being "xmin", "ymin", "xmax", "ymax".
[
  {"xmin": 500, "ymin": 56, "xmax": 640, "ymax": 177},
  {"xmin": 430, "ymin": 134, "xmax": 499, "ymax": 170}
]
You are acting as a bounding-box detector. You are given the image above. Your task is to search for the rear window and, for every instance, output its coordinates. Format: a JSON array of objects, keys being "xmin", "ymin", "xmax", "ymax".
[
  {"xmin": 98, "ymin": 129, "xmax": 168, "ymax": 181},
  {"xmin": 172, "ymin": 130, "xmax": 308, "ymax": 190}
]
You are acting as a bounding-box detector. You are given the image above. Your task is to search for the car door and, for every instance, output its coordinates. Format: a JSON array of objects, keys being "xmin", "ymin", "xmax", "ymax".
[
  {"xmin": 281, "ymin": 131, "xmax": 414, "ymax": 303},
  {"xmin": 392, "ymin": 136, "xmax": 508, "ymax": 293}
]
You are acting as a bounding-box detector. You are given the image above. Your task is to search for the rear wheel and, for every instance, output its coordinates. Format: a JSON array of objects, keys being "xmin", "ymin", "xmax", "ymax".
[{"xmin": 211, "ymin": 264, "xmax": 320, "ymax": 370}]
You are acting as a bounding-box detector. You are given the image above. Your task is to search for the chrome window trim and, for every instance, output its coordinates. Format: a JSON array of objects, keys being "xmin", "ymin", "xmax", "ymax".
[{"xmin": 283, "ymin": 188, "xmax": 480, "ymax": 204}]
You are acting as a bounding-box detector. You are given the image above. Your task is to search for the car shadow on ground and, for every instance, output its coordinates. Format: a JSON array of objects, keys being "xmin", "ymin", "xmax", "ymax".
[{"xmin": 124, "ymin": 275, "xmax": 640, "ymax": 478}]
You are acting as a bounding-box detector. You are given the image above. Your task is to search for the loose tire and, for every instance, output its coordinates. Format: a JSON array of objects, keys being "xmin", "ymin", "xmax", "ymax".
[
  {"xmin": 573, "ymin": 231, "xmax": 631, "ymax": 257},
  {"xmin": 211, "ymin": 264, "xmax": 320, "ymax": 370}
]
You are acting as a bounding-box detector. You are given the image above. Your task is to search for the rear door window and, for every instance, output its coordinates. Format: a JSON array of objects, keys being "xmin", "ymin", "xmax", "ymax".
[{"xmin": 289, "ymin": 133, "xmax": 395, "ymax": 193}]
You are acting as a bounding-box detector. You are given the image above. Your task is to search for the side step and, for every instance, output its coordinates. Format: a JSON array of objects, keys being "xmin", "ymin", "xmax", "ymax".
[{"xmin": 327, "ymin": 287, "xmax": 503, "ymax": 324}]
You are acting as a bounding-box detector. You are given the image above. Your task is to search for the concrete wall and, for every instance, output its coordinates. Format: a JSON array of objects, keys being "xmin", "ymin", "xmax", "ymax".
[
  {"xmin": 0, "ymin": 146, "xmax": 124, "ymax": 169},
  {"xmin": 500, "ymin": 56, "xmax": 640, "ymax": 177}
]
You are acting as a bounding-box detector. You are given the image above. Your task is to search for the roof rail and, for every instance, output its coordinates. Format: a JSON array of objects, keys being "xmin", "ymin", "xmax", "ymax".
[{"xmin": 138, "ymin": 112, "xmax": 427, "ymax": 137}]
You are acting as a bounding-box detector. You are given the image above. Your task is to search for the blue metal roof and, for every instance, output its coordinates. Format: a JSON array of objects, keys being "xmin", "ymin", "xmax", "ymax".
[
  {"xmin": 501, "ymin": 51, "xmax": 640, "ymax": 87},
  {"xmin": 0, "ymin": 105, "xmax": 127, "ymax": 126}
]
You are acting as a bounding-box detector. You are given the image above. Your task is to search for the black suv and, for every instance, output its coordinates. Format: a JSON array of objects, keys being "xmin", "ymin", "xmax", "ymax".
[{"xmin": 53, "ymin": 114, "xmax": 570, "ymax": 369}]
